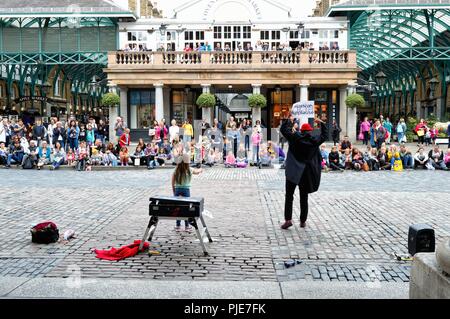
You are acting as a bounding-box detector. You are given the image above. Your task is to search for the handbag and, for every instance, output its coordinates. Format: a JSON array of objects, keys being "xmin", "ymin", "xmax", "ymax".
[
  {"xmin": 362, "ymin": 162, "xmax": 370, "ymax": 172},
  {"xmin": 358, "ymin": 132, "xmax": 364, "ymax": 141},
  {"xmin": 31, "ymin": 222, "xmax": 59, "ymax": 244},
  {"xmin": 417, "ymin": 129, "xmax": 424, "ymax": 137}
]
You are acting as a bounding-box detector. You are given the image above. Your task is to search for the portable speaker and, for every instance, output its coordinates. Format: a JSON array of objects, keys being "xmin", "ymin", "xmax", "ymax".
[{"xmin": 408, "ymin": 224, "xmax": 435, "ymax": 256}]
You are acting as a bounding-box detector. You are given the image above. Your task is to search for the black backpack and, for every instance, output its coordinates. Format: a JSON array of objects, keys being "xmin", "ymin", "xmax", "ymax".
[
  {"xmin": 31, "ymin": 222, "xmax": 59, "ymax": 244},
  {"xmin": 22, "ymin": 156, "xmax": 34, "ymax": 169}
]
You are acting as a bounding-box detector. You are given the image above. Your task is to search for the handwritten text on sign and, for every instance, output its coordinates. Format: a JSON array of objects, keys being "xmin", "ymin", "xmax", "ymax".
[{"xmin": 291, "ymin": 101, "xmax": 315, "ymax": 125}]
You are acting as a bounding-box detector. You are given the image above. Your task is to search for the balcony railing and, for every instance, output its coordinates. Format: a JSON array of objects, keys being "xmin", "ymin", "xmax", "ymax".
[{"xmin": 110, "ymin": 50, "xmax": 357, "ymax": 68}]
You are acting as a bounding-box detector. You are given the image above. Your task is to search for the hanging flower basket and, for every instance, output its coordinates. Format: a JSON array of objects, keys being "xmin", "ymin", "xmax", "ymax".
[
  {"xmin": 345, "ymin": 93, "xmax": 365, "ymax": 109},
  {"xmin": 196, "ymin": 93, "xmax": 216, "ymax": 108},
  {"xmin": 101, "ymin": 93, "xmax": 120, "ymax": 108},
  {"xmin": 248, "ymin": 94, "xmax": 267, "ymax": 108}
]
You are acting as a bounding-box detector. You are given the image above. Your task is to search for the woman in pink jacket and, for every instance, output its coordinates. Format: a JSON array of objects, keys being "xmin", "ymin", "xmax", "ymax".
[
  {"xmin": 154, "ymin": 121, "xmax": 168, "ymax": 147},
  {"xmin": 360, "ymin": 117, "xmax": 371, "ymax": 146},
  {"xmin": 251, "ymin": 128, "xmax": 262, "ymax": 166}
]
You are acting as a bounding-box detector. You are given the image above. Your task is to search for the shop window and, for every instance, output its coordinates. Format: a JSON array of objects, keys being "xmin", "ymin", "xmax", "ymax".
[
  {"xmin": 271, "ymin": 31, "xmax": 280, "ymax": 40},
  {"xmin": 184, "ymin": 31, "xmax": 194, "ymax": 41},
  {"xmin": 130, "ymin": 89, "xmax": 155, "ymax": 129},
  {"xmin": 233, "ymin": 26, "xmax": 241, "ymax": 38},
  {"xmin": 271, "ymin": 90, "xmax": 292, "ymax": 128},
  {"xmin": 172, "ymin": 91, "xmax": 195, "ymax": 125}
]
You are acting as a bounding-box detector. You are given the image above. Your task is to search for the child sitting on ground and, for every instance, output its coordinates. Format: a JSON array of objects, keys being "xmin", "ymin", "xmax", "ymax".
[
  {"xmin": 444, "ymin": 149, "xmax": 450, "ymax": 169},
  {"xmin": 328, "ymin": 146, "xmax": 344, "ymax": 171},
  {"xmin": 119, "ymin": 146, "xmax": 129, "ymax": 166},
  {"xmin": 205, "ymin": 148, "xmax": 215, "ymax": 167},
  {"xmin": 172, "ymin": 153, "xmax": 203, "ymax": 232},
  {"xmin": 67, "ymin": 148, "xmax": 75, "ymax": 166},
  {"xmin": 225, "ymin": 150, "xmax": 236, "ymax": 168},
  {"xmin": 76, "ymin": 141, "xmax": 89, "ymax": 171},
  {"xmin": 236, "ymin": 144, "xmax": 248, "ymax": 168},
  {"xmin": 390, "ymin": 150, "xmax": 403, "ymax": 172},
  {"xmin": 258, "ymin": 144, "xmax": 272, "ymax": 169},
  {"xmin": 343, "ymin": 148, "xmax": 352, "ymax": 170}
]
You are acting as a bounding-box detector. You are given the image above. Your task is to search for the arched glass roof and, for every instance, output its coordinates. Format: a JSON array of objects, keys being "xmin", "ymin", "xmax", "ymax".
[{"xmin": 328, "ymin": 0, "xmax": 450, "ymax": 83}]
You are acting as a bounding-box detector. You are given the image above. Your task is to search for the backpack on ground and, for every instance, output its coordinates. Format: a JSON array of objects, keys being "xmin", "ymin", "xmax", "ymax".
[
  {"xmin": 22, "ymin": 156, "xmax": 34, "ymax": 169},
  {"xmin": 30, "ymin": 222, "xmax": 59, "ymax": 244}
]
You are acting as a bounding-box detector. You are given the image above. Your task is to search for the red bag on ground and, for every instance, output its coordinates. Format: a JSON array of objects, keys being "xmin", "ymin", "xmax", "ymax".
[{"xmin": 94, "ymin": 240, "xmax": 149, "ymax": 261}]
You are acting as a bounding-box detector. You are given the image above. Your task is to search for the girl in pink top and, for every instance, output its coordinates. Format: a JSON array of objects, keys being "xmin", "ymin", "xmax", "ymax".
[
  {"xmin": 251, "ymin": 129, "xmax": 262, "ymax": 165},
  {"xmin": 225, "ymin": 151, "xmax": 236, "ymax": 168},
  {"xmin": 360, "ymin": 117, "xmax": 371, "ymax": 146}
]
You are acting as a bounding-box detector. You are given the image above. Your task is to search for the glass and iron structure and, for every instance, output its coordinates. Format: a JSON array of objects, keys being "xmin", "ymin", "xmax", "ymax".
[
  {"xmin": 0, "ymin": 0, "xmax": 135, "ymax": 120},
  {"xmin": 328, "ymin": 0, "xmax": 450, "ymax": 121}
]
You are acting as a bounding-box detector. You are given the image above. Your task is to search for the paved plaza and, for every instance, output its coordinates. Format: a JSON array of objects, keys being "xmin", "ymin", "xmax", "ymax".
[{"xmin": 0, "ymin": 168, "xmax": 449, "ymax": 298}]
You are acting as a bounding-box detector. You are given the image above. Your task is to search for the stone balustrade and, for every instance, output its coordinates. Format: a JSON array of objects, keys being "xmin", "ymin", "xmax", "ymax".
[{"xmin": 109, "ymin": 50, "xmax": 356, "ymax": 68}]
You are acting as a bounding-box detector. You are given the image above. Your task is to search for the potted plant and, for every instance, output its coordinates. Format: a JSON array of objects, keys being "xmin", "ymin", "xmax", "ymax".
[
  {"xmin": 101, "ymin": 93, "xmax": 120, "ymax": 108},
  {"xmin": 345, "ymin": 93, "xmax": 365, "ymax": 109},
  {"xmin": 196, "ymin": 93, "xmax": 216, "ymax": 108},
  {"xmin": 248, "ymin": 94, "xmax": 267, "ymax": 108},
  {"xmin": 196, "ymin": 93, "xmax": 216, "ymax": 123}
]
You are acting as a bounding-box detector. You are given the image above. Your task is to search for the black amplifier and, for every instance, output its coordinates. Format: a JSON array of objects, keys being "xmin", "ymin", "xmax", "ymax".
[
  {"xmin": 408, "ymin": 224, "xmax": 435, "ymax": 256},
  {"xmin": 149, "ymin": 196, "xmax": 204, "ymax": 218}
]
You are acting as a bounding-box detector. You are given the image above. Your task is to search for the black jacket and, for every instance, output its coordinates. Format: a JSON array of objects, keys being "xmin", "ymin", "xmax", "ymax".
[
  {"xmin": 52, "ymin": 127, "xmax": 66, "ymax": 145},
  {"xmin": 32, "ymin": 125, "xmax": 46, "ymax": 140},
  {"xmin": 280, "ymin": 119, "xmax": 327, "ymax": 193}
]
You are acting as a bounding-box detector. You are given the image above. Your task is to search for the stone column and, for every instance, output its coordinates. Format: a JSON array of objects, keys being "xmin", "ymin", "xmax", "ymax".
[
  {"xmin": 119, "ymin": 86, "xmax": 128, "ymax": 127},
  {"xmin": 416, "ymin": 101, "xmax": 421, "ymax": 120},
  {"xmin": 339, "ymin": 87, "xmax": 348, "ymax": 138},
  {"xmin": 154, "ymin": 83, "xmax": 164, "ymax": 122},
  {"xmin": 346, "ymin": 84, "xmax": 357, "ymax": 142},
  {"xmin": 201, "ymin": 84, "xmax": 212, "ymax": 124},
  {"xmin": 109, "ymin": 104, "xmax": 118, "ymax": 143},
  {"xmin": 300, "ymin": 83, "xmax": 309, "ymax": 102},
  {"xmin": 251, "ymin": 84, "xmax": 262, "ymax": 124}
]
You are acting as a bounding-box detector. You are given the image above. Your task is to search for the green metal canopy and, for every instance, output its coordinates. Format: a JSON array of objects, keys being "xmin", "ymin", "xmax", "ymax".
[
  {"xmin": 0, "ymin": 0, "xmax": 136, "ymax": 109},
  {"xmin": 328, "ymin": 0, "xmax": 450, "ymax": 118}
]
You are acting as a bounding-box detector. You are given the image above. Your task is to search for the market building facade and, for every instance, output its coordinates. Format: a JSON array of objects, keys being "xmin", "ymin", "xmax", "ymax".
[{"xmin": 105, "ymin": 0, "xmax": 360, "ymax": 141}]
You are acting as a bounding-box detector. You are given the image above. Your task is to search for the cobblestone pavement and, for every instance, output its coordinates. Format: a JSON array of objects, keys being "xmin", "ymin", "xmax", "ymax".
[{"xmin": 0, "ymin": 168, "xmax": 449, "ymax": 283}]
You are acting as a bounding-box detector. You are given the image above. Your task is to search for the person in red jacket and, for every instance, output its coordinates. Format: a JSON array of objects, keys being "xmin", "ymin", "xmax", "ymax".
[{"xmin": 119, "ymin": 128, "xmax": 131, "ymax": 148}]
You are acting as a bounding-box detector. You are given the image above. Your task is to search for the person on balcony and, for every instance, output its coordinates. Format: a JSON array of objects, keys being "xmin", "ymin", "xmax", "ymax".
[{"xmin": 214, "ymin": 43, "xmax": 223, "ymax": 51}]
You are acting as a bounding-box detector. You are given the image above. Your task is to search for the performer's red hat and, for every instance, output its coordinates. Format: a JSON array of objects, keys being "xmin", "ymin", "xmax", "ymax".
[{"xmin": 300, "ymin": 123, "xmax": 313, "ymax": 132}]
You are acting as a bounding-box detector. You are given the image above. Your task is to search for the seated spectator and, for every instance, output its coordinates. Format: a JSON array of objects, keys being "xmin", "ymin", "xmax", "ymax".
[
  {"xmin": 76, "ymin": 141, "xmax": 89, "ymax": 171},
  {"xmin": 130, "ymin": 146, "xmax": 144, "ymax": 166},
  {"xmin": 50, "ymin": 142, "xmax": 66, "ymax": 170},
  {"xmin": 258, "ymin": 145, "xmax": 272, "ymax": 169},
  {"xmin": 351, "ymin": 148, "xmax": 364, "ymax": 171},
  {"xmin": 225, "ymin": 151, "xmax": 236, "ymax": 168},
  {"xmin": 144, "ymin": 142, "xmax": 158, "ymax": 169},
  {"xmin": 377, "ymin": 147, "xmax": 391, "ymax": 170},
  {"xmin": 444, "ymin": 149, "xmax": 450, "ymax": 169},
  {"xmin": 6, "ymin": 138, "xmax": 24, "ymax": 167},
  {"xmin": 67, "ymin": 148, "xmax": 76, "ymax": 166},
  {"xmin": 37, "ymin": 141, "xmax": 51, "ymax": 170},
  {"xmin": 0, "ymin": 142, "xmax": 8, "ymax": 166},
  {"xmin": 399, "ymin": 145, "xmax": 414, "ymax": 169},
  {"xmin": 339, "ymin": 136, "xmax": 352, "ymax": 153},
  {"xmin": 328, "ymin": 146, "xmax": 344, "ymax": 171},
  {"xmin": 362, "ymin": 145, "xmax": 372, "ymax": 163},
  {"xmin": 343, "ymin": 148, "xmax": 352, "ymax": 170},
  {"xmin": 387, "ymin": 145, "xmax": 398, "ymax": 163},
  {"xmin": 90, "ymin": 147, "xmax": 103, "ymax": 166},
  {"xmin": 236, "ymin": 144, "xmax": 248, "ymax": 168},
  {"xmin": 390, "ymin": 150, "xmax": 403, "ymax": 172},
  {"xmin": 367, "ymin": 147, "xmax": 380, "ymax": 171},
  {"xmin": 22, "ymin": 140, "xmax": 38, "ymax": 169},
  {"xmin": 119, "ymin": 146, "xmax": 129, "ymax": 166},
  {"xmin": 320, "ymin": 144, "xmax": 329, "ymax": 167},
  {"xmin": 414, "ymin": 147, "xmax": 428, "ymax": 169},
  {"xmin": 427, "ymin": 145, "xmax": 447, "ymax": 170},
  {"xmin": 205, "ymin": 148, "xmax": 216, "ymax": 167}
]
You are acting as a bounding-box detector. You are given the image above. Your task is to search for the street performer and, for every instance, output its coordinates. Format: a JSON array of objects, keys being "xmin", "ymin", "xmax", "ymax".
[{"xmin": 280, "ymin": 113, "xmax": 328, "ymax": 229}]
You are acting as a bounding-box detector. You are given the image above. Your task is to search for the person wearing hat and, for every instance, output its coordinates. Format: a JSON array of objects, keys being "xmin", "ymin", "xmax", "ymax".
[
  {"xmin": 172, "ymin": 152, "xmax": 203, "ymax": 231},
  {"xmin": 280, "ymin": 114, "xmax": 328, "ymax": 229}
]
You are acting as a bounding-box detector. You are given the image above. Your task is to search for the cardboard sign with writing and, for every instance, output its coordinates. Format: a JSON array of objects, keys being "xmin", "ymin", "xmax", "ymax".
[{"xmin": 291, "ymin": 101, "xmax": 315, "ymax": 125}]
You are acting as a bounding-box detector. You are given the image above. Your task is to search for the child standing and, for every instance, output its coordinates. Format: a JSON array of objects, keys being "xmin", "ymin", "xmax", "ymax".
[{"xmin": 172, "ymin": 153, "xmax": 202, "ymax": 231}]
